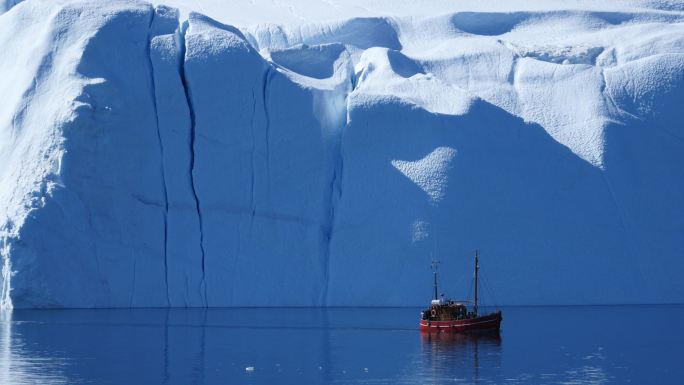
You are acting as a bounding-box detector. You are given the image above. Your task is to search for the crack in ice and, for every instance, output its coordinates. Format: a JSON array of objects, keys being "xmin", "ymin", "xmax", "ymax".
[
  {"xmin": 146, "ymin": 8, "xmax": 171, "ymax": 307},
  {"xmin": 179, "ymin": 20, "xmax": 208, "ymax": 307}
]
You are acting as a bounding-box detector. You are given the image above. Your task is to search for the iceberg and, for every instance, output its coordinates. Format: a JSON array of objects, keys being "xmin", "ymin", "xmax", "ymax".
[{"xmin": 0, "ymin": 0, "xmax": 682, "ymax": 308}]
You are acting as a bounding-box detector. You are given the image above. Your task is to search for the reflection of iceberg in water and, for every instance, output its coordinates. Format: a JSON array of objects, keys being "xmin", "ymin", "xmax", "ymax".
[
  {"xmin": 411, "ymin": 332, "xmax": 502, "ymax": 384},
  {"xmin": 0, "ymin": 311, "xmax": 71, "ymax": 385},
  {"xmin": 415, "ymin": 332, "xmax": 612, "ymax": 384}
]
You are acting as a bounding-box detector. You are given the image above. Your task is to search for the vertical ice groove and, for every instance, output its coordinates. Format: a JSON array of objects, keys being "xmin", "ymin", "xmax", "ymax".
[
  {"xmin": 249, "ymin": 86, "xmax": 257, "ymax": 218},
  {"xmin": 323, "ymin": 168, "xmax": 340, "ymax": 304},
  {"xmin": 178, "ymin": 21, "xmax": 208, "ymax": 307},
  {"xmin": 320, "ymin": 82, "xmax": 352, "ymax": 305},
  {"xmin": 319, "ymin": 141, "xmax": 339, "ymax": 305},
  {"xmin": 129, "ymin": 257, "xmax": 137, "ymax": 307},
  {"xmin": 146, "ymin": 7, "xmax": 171, "ymax": 307},
  {"xmin": 320, "ymin": 172, "xmax": 335, "ymax": 305},
  {"xmin": 262, "ymin": 67, "xmax": 273, "ymax": 184},
  {"xmin": 598, "ymin": 170, "xmax": 644, "ymax": 281}
]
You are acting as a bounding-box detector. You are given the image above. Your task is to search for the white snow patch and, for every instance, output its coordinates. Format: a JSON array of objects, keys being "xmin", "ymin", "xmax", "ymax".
[
  {"xmin": 503, "ymin": 41, "xmax": 604, "ymax": 65},
  {"xmin": 353, "ymin": 48, "xmax": 473, "ymax": 115},
  {"xmin": 391, "ymin": 147, "xmax": 457, "ymax": 204},
  {"xmin": 411, "ymin": 219, "xmax": 430, "ymax": 243}
]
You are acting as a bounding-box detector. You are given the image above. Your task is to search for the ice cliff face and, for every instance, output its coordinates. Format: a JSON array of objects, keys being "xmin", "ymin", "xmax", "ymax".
[{"xmin": 0, "ymin": 0, "xmax": 683, "ymax": 308}]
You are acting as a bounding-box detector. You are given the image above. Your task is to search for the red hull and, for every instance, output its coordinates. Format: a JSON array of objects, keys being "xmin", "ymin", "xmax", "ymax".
[{"xmin": 419, "ymin": 311, "xmax": 502, "ymax": 333}]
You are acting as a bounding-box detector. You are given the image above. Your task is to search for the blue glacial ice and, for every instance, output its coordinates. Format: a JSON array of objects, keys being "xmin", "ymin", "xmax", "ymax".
[{"xmin": 0, "ymin": 0, "xmax": 683, "ymax": 308}]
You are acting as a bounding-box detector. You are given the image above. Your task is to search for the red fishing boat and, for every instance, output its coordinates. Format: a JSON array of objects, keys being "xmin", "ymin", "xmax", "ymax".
[{"xmin": 419, "ymin": 251, "xmax": 502, "ymax": 333}]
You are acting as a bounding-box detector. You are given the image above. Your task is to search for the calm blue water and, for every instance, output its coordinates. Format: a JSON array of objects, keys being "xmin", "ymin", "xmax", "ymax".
[{"xmin": 0, "ymin": 305, "xmax": 682, "ymax": 384}]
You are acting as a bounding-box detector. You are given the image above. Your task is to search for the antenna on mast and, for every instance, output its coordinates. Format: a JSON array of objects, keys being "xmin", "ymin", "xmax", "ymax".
[{"xmin": 431, "ymin": 259, "xmax": 440, "ymax": 301}]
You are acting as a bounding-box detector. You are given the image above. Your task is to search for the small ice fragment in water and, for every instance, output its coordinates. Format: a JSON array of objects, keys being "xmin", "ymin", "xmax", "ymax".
[
  {"xmin": 245, "ymin": 367, "xmax": 255, "ymax": 372},
  {"xmin": 364, "ymin": 368, "xmax": 369, "ymax": 372}
]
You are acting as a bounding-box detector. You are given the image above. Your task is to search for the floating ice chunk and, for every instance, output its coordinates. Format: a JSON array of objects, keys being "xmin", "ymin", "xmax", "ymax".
[
  {"xmin": 245, "ymin": 366, "xmax": 255, "ymax": 372},
  {"xmin": 391, "ymin": 147, "xmax": 457, "ymax": 204}
]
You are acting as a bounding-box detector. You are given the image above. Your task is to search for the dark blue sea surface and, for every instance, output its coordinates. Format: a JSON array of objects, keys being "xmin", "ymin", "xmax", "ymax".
[{"xmin": 0, "ymin": 305, "xmax": 682, "ymax": 384}]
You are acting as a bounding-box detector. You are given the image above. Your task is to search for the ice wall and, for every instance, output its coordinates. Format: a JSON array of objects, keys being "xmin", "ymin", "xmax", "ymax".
[{"xmin": 0, "ymin": 0, "xmax": 682, "ymax": 308}]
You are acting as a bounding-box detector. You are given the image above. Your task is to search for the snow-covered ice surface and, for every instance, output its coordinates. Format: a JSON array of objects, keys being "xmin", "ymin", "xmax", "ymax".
[
  {"xmin": 0, "ymin": 0, "xmax": 683, "ymax": 308},
  {"xmin": 392, "ymin": 147, "xmax": 457, "ymax": 204}
]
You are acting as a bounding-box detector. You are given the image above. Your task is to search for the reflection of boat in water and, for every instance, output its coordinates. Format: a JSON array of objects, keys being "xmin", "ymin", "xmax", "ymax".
[
  {"xmin": 420, "ymin": 329, "xmax": 501, "ymax": 345},
  {"xmin": 419, "ymin": 328, "xmax": 502, "ymax": 384},
  {"xmin": 419, "ymin": 251, "xmax": 502, "ymax": 333}
]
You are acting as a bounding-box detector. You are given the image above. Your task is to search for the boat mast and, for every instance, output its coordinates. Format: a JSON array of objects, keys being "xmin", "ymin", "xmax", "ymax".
[
  {"xmin": 431, "ymin": 259, "xmax": 440, "ymax": 300},
  {"xmin": 474, "ymin": 250, "xmax": 479, "ymax": 316}
]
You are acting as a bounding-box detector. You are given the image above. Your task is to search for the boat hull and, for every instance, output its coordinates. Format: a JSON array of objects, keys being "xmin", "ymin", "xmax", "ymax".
[{"xmin": 419, "ymin": 311, "xmax": 502, "ymax": 333}]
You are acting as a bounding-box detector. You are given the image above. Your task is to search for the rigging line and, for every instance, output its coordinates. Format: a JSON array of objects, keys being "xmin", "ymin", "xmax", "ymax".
[
  {"xmin": 453, "ymin": 272, "xmax": 467, "ymax": 294},
  {"xmin": 484, "ymin": 283, "xmax": 494, "ymax": 310},
  {"xmin": 480, "ymin": 271, "xmax": 499, "ymax": 308},
  {"xmin": 486, "ymin": 273, "xmax": 500, "ymax": 307},
  {"xmin": 479, "ymin": 273, "xmax": 490, "ymax": 309},
  {"xmin": 479, "ymin": 271, "xmax": 492, "ymax": 307}
]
